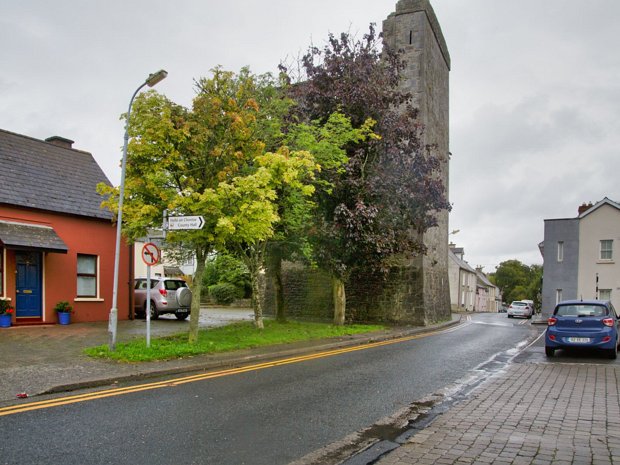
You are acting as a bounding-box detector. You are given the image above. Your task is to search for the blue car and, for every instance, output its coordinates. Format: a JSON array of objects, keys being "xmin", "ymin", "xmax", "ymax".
[{"xmin": 545, "ymin": 299, "xmax": 620, "ymax": 359}]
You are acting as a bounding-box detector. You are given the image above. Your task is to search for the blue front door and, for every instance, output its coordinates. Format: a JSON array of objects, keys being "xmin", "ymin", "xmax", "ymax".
[{"xmin": 16, "ymin": 251, "xmax": 42, "ymax": 318}]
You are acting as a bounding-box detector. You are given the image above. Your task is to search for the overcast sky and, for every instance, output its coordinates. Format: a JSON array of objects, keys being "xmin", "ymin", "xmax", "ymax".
[{"xmin": 2, "ymin": 1, "xmax": 619, "ymax": 272}]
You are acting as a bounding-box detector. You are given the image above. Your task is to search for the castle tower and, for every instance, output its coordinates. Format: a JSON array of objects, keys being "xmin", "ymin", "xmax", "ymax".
[{"xmin": 382, "ymin": 0, "xmax": 451, "ymax": 323}]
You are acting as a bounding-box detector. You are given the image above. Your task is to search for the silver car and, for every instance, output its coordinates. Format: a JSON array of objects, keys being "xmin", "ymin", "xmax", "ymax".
[
  {"xmin": 134, "ymin": 278, "xmax": 192, "ymax": 320},
  {"xmin": 507, "ymin": 301, "xmax": 533, "ymax": 319}
]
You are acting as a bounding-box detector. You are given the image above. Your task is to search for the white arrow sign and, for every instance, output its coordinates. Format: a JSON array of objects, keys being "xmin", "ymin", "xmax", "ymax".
[{"xmin": 167, "ymin": 215, "xmax": 205, "ymax": 230}]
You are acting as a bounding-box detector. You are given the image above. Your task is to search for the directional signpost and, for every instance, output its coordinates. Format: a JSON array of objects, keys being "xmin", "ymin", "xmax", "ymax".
[{"xmin": 167, "ymin": 216, "xmax": 205, "ymax": 230}]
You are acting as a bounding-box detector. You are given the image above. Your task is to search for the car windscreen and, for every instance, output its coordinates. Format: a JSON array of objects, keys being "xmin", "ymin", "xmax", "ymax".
[
  {"xmin": 512, "ymin": 302, "xmax": 526, "ymax": 306},
  {"xmin": 555, "ymin": 304, "xmax": 608, "ymax": 317}
]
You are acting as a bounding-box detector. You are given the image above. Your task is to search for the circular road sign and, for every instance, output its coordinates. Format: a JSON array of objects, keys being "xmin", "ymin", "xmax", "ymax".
[{"xmin": 141, "ymin": 242, "xmax": 161, "ymax": 266}]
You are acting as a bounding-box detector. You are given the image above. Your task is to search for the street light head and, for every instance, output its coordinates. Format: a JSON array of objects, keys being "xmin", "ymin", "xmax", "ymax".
[{"xmin": 146, "ymin": 69, "xmax": 168, "ymax": 87}]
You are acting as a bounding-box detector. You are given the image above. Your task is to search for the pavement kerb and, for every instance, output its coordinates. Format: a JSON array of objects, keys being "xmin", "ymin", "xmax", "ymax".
[{"xmin": 39, "ymin": 315, "xmax": 462, "ymax": 397}]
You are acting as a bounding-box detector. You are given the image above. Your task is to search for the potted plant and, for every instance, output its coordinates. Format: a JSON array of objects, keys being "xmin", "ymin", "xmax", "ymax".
[
  {"xmin": 54, "ymin": 300, "xmax": 73, "ymax": 325},
  {"xmin": 0, "ymin": 300, "xmax": 14, "ymax": 328}
]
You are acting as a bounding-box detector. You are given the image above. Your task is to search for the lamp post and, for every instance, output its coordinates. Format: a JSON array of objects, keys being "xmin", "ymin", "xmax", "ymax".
[{"xmin": 108, "ymin": 70, "xmax": 168, "ymax": 351}]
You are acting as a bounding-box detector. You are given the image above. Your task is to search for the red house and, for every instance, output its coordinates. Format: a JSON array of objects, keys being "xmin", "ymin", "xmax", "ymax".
[{"xmin": 0, "ymin": 129, "xmax": 131, "ymax": 325}]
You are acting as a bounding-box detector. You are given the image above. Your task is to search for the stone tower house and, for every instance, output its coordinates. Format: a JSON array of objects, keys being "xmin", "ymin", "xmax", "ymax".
[
  {"xmin": 380, "ymin": 0, "xmax": 452, "ymax": 323},
  {"xmin": 263, "ymin": 0, "xmax": 451, "ymax": 325}
]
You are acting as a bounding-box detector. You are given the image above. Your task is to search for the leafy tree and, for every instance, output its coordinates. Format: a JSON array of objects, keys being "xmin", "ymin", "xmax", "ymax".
[
  {"xmin": 99, "ymin": 68, "xmax": 312, "ymax": 339},
  {"xmin": 204, "ymin": 147, "xmax": 319, "ymax": 328},
  {"xmin": 490, "ymin": 260, "xmax": 541, "ymax": 307},
  {"xmin": 267, "ymin": 112, "xmax": 377, "ymax": 322},
  {"xmin": 281, "ymin": 25, "xmax": 450, "ymax": 324}
]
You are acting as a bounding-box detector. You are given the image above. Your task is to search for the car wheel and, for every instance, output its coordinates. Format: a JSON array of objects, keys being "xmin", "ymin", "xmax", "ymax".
[
  {"xmin": 135, "ymin": 310, "xmax": 145, "ymax": 319},
  {"xmin": 527, "ymin": 314, "xmax": 532, "ymax": 319},
  {"xmin": 144, "ymin": 301, "xmax": 159, "ymax": 320},
  {"xmin": 609, "ymin": 340, "xmax": 618, "ymax": 360},
  {"xmin": 545, "ymin": 347, "xmax": 555, "ymax": 357},
  {"xmin": 175, "ymin": 311, "xmax": 189, "ymax": 320},
  {"xmin": 507, "ymin": 315, "xmax": 512, "ymax": 318}
]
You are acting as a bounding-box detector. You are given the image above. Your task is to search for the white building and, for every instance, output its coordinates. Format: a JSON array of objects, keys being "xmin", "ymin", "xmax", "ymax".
[
  {"xmin": 542, "ymin": 197, "xmax": 620, "ymax": 316},
  {"xmin": 448, "ymin": 246, "xmax": 477, "ymax": 311}
]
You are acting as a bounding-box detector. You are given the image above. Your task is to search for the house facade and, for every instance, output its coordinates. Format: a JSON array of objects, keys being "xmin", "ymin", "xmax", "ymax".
[
  {"xmin": 542, "ymin": 198, "xmax": 620, "ymax": 316},
  {"xmin": 0, "ymin": 129, "xmax": 131, "ymax": 325},
  {"xmin": 448, "ymin": 246, "xmax": 477, "ymax": 311},
  {"xmin": 475, "ymin": 267, "xmax": 500, "ymax": 313}
]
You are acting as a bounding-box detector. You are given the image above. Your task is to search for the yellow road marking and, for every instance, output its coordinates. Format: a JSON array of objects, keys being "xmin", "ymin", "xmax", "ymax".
[{"xmin": 0, "ymin": 323, "xmax": 464, "ymax": 417}]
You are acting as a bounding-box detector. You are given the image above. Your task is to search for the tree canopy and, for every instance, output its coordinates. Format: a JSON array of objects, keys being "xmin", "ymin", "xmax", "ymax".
[
  {"xmin": 489, "ymin": 260, "xmax": 542, "ymax": 307},
  {"xmin": 281, "ymin": 25, "xmax": 451, "ymax": 323}
]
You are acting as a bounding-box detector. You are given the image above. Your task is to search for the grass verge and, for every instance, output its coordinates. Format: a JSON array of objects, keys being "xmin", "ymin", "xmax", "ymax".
[{"xmin": 84, "ymin": 320, "xmax": 386, "ymax": 362}]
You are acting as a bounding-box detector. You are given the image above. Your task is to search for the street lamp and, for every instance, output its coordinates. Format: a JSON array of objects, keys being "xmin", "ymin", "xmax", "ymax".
[{"xmin": 108, "ymin": 69, "xmax": 168, "ymax": 350}]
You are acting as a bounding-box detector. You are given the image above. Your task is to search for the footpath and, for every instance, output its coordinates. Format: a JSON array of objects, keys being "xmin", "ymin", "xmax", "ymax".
[{"xmin": 2, "ymin": 311, "xmax": 619, "ymax": 465}]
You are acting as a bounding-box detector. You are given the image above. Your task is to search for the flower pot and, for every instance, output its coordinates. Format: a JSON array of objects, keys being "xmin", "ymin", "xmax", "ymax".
[
  {"xmin": 57, "ymin": 312, "xmax": 71, "ymax": 325},
  {"xmin": 0, "ymin": 313, "xmax": 12, "ymax": 328}
]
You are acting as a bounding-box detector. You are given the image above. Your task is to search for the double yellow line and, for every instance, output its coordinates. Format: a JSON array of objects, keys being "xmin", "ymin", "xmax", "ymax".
[{"xmin": 0, "ymin": 325, "xmax": 460, "ymax": 417}]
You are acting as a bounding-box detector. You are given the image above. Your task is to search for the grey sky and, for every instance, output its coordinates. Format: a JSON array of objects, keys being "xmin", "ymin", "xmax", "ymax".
[{"xmin": 2, "ymin": 1, "xmax": 619, "ymax": 272}]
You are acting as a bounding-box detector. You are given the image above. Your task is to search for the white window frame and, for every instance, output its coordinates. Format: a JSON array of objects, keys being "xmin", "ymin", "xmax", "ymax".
[
  {"xmin": 76, "ymin": 254, "xmax": 103, "ymax": 301},
  {"xmin": 557, "ymin": 241, "xmax": 564, "ymax": 262},
  {"xmin": 600, "ymin": 240, "xmax": 613, "ymax": 261},
  {"xmin": 556, "ymin": 289, "xmax": 563, "ymax": 304}
]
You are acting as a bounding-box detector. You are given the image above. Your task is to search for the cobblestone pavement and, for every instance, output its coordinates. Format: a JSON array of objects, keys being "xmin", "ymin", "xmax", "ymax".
[{"xmin": 377, "ymin": 362, "xmax": 620, "ymax": 465}]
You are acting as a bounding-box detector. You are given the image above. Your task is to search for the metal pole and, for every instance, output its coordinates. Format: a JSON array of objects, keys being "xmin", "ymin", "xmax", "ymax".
[
  {"xmin": 108, "ymin": 70, "xmax": 167, "ymax": 351},
  {"xmin": 146, "ymin": 260, "xmax": 152, "ymax": 348}
]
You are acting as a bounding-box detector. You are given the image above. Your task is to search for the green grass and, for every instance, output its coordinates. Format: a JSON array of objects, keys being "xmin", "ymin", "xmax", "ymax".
[{"xmin": 84, "ymin": 320, "xmax": 386, "ymax": 362}]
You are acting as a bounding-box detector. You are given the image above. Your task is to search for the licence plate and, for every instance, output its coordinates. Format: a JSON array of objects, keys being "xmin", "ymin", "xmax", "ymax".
[{"xmin": 568, "ymin": 337, "xmax": 590, "ymax": 343}]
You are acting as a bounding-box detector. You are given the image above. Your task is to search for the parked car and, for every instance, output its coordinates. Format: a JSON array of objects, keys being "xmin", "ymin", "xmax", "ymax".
[
  {"xmin": 522, "ymin": 300, "xmax": 536, "ymax": 313},
  {"xmin": 134, "ymin": 277, "xmax": 192, "ymax": 320},
  {"xmin": 545, "ymin": 299, "xmax": 619, "ymax": 359},
  {"xmin": 507, "ymin": 301, "xmax": 533, "ymax": 319}
]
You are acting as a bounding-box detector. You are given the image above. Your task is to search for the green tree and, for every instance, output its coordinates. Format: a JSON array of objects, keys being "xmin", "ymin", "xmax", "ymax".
[
  {"xmin": 266, "ymin": 112, "xmax": 377, "ymax": 322},
  {"xmin": 282, "ymin": 25, "xmax": 450, "ymax": 324},
  {"xmin": 490, "ymin": 260, "xmax": 541, "ymax": 306},
  {"xmin": 99, "ymin": 67, "xmax": 305, "ymax": 340}
]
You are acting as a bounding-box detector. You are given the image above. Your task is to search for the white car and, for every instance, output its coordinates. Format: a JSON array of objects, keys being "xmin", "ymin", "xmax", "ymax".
[{"xmin": 507, "ymin": 301, "xmax": 533, "ymax": 319}]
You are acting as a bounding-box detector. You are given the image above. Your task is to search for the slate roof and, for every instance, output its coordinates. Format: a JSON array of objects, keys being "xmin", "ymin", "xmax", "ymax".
[
  {"xmin": 0, "ymin": 128, "xmax": 113, "ymax": 220},
  {"xmin": 448, "ymin": 249, "xmax": 476, "ymax": 274},
  {"xmin": 0, "ymin": 220, "xmax": 68, "ymax": 253}
]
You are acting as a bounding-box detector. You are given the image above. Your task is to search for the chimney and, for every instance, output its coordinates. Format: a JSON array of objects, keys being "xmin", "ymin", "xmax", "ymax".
[
  {"xmin": 45, "ymin": 136, "xmax": 74, "ymax": 149},
  {"xmin": 578, "ymin": 202, "xmax": 593, "ymax": 215}
]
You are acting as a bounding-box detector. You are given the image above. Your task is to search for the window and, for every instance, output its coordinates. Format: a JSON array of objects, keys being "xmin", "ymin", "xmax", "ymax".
[
  {"xmin": 77, "ymin": 254, "xmax": 98, "ymax": 297},
  {"xmin": 556, "ymin": 289, "xmax": 563, "ymax": 304},
  {"xmin": 599, "ymin": 289, "xmax": 612, "ymax": 301},
  {"xmin": 0, "ymin": 247, "xmax": 3, "ymax": 296},
  {"xmin": 557, "ymin": 241, "xmax": 564, "ymax": 262},
  {"xmin": 600, "ymin": 240, "xmax": 613, "ymax": 260}
]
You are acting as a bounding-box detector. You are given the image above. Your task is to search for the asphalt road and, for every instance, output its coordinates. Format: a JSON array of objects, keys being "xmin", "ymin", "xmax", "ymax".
[{"xmin": 0, "ymin": 313, "xmax": 543, "ymax": 465}]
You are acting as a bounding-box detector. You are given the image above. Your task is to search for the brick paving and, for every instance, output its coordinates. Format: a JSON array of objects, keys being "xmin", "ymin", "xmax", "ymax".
[{"xmin": 377, "ymin": 363, "xmax": 620, "ymax": 465}]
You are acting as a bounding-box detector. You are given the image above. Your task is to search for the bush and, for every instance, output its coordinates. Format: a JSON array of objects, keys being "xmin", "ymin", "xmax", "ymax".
[
  {"xmin": 203, "ymin": 253, "xmax": 251, "ymax": 298},
  {"xmin": 208, "ymin": 283, "xmax": 239, "ymax": 305}
]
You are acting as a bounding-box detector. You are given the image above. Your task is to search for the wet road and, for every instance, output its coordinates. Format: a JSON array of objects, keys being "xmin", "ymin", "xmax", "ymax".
[{"xmin": 0, "ymin": 313, "xmax": 544, "ymax": 465}]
